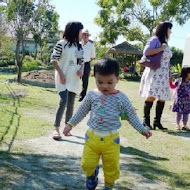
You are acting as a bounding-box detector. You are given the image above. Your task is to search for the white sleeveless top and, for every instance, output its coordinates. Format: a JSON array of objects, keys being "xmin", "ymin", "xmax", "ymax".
[{"xmin": 51, "ymin": 39, "xmax": 82, "ymax": 94}]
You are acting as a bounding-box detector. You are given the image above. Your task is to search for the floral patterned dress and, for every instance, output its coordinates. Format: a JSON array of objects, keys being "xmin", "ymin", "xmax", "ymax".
[
  {"xmin": 172, "ymin": 80, "xmax": 190, "ymax": 114},
  {"xmin": 139, "ymin": 39, "xmax": 173, "ymax": 100}
]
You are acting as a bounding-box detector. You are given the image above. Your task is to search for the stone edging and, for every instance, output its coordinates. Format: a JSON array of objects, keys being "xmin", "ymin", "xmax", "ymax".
[{"xmin": 8, "ymin": 78, "xmax": 55, "ymax": 88}]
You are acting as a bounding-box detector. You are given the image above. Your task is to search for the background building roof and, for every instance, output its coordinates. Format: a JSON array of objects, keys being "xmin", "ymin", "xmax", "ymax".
[{"xmin": 107, "ymin": 41, "xmax": 143, "ymax": 55}]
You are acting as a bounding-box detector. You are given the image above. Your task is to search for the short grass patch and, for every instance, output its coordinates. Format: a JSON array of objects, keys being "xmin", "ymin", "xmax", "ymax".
[{"xmin": 0, "ymin": 74, "xmax": 58, "ymax": 150}]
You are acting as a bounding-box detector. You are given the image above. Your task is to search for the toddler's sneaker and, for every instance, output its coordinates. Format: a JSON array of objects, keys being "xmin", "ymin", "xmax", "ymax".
[
  {"xmin": 182, "ymin": 126, "xmax": 190, "ymax": 131},
  {"xmin": 86, "ymin": 166, "xmax": 99, "ymax": 190},
  {"xmin": 175, "ymin": 124, "xmax": 181, "ymax": 130}
]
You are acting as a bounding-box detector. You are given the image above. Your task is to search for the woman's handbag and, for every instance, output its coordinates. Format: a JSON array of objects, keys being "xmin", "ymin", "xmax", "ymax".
[{"xmin": 140, "ymin": 50, "xmax": 164, "ymax": 70}]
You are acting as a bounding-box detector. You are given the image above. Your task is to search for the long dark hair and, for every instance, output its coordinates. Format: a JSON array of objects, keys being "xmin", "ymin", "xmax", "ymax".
[
  {"xmin": 180, "ymin": 66, "xmax": 190, "ymax": 82},
  {"xmin": 63, "ymin": 21, "xmax": 83, "ymax": 48},
  {"xmin": 155, "ymin": 21, "xmax": 173, "ymax": 43}
]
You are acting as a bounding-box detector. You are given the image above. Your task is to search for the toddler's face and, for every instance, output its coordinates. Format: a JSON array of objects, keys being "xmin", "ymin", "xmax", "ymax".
[{"xmin": 95, "ymin": 73, "xmax": 119, "ymax": 95}]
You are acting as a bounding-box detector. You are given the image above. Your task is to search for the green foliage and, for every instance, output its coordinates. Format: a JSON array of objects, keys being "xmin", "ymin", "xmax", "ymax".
[
  {"xmin": 4, "ymin": 0, "xmax": 59, "ymax": 82},
  {"xmin": 0, "ymin": 35, "xmax": 15, "ymax": 67},
  {"xmin": 170, "ymin": 47, "xmax": 183, "ymax": 67},
  {"xmin": 94, "ymin": 42, "xmax": 109, "ymax": 59},
  {"xmin": 95, "ymin": 0, "xmax": 190, "ymax": 45},
  {"xmin": 22, "ymin": 59, "xmax": 41, "ymax": 72},
  {"xmin": 24, "ymin": 55, "xmax": 34, "ymax": 62},
  {"xmin": 0, "ymin": 36, "xmax": 14, "ymax": 57},
  {"xmin": 32, "ymin": 0, "xmax": 59, "ymax": 59},
  {"xmin": 0, "ymin": 57, "xmax": 15, "ymax": 67},
  {"xmin": 6, "ymin": 0, "xmax": 35, "ymax": 25},
  {"xmin": 37, "ymin": 40, "xmax": 54, "ymax": 64},
  {"xmin": 171, "ymin": 63, "xmax": 182, "ymax": 74}
]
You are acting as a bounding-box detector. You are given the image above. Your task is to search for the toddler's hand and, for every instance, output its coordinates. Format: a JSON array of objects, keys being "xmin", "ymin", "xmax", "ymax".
[
  {"xmin": 142, "ymin": 130, "xmax": 152, "ymax": 139},
  {"xmin": 63, "ymin": 124, "xmax": 72, "ymax": 136}
]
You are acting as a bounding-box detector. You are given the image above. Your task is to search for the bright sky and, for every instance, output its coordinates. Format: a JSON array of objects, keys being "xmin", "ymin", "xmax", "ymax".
[{"xmin": 50, "ymin": 0, "xmax": 190, "ymax": 51}]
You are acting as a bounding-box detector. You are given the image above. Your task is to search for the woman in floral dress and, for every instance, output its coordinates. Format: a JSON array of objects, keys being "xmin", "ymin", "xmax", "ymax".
[{"xmin": 139, "ymin": 21, "xmax": 173, "ymax": 130}]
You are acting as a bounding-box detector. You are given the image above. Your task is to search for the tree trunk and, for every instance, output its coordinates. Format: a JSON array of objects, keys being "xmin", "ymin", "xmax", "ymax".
[
  {"xmin": 17, "ymin": 61, "xmax": 23, "ymax": 83},
  {"xmin": 34, "ymin": 42, "xmax": 38, "ymax": 60},
  {"xmin": 15, "ymin": 39, "xmax": 23, "ymax": 83},
  {"xmin": 40, "ymin": 46, "xmax": 43, "ymax": 62}
]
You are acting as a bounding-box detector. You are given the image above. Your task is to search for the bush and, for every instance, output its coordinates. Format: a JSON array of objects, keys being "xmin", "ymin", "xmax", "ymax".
[
  {"xmin": 0, "ymin": 56, "xmax": 15, "ymax": 67},
  {"xmin": 170, "ymin": 63, "xmax": 182, "ymax": 74},
  {"xmin": 24, "ymin": 55, "xmax": 34, "ymax": 62},
  {"xmin": 22, "ymin": 60, "xmax": 41, "ymax": 72}
]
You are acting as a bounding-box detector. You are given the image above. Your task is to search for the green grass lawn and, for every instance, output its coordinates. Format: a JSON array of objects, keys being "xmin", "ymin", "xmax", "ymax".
[
  {"xmin": 0, "ymin": 74, "xmax": 190, "ymax": 190},
  {"xmin": 0, "ymin": 74, "xmax": 57, "ymax": 150}
]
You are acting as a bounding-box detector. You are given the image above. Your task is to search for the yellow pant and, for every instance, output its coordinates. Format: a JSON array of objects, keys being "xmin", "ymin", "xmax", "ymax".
[{"xmin": 81, "ymin": 129, "xmax": 120, "ymax": 186}]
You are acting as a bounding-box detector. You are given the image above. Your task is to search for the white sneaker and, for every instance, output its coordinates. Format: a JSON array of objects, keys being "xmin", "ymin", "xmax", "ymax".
[{"xmin": 175, "ymin": 125, "xmax": 181, "ymax": 130}]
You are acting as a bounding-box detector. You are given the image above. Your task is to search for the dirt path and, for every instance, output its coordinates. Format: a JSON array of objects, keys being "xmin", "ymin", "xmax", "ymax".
[{"xmin": 1, "ymin": 114, "xmax": 172, "ymax": 190}]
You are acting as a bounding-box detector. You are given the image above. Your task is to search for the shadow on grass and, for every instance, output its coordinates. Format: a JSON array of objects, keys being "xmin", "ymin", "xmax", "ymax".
[
  {"xmin": 0, "ymin": 151, "xmax": 130, "ymax": 190},
  {"xmin": 0, "ymin": 151, "xmax": 81, "ymax": 190},
  {"xmin": 166, "ymin": 130, "xmax": 190, "ymax": 138},
  {"xmin": 0, "ymin": 95, "xmax": 21, "ymax": 153},
  {"xmin": 120, "ymin": 145, "xmax": 190, "ymax": 189},
  {"xmin": 120, "ymin": 146, "xmax": 169, "ymax": 161},
  {"xmin": 58, "ymin": 138, "xmax": 84, "ymax": 145}
]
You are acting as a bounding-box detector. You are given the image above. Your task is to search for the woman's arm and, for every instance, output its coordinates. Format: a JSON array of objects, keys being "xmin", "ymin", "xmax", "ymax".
[
  {"xmin": 51, "ymin": 41, "xmax": 66, "ymax": 84},
  {"xmin": 52, "ymin": 61, "xmax": 66, "ymax": 84},
  {"xmin": 77, "ymin": 63, "xmax": 84, "ymax": 77},
  {"xmin": 144, "ymin": 36, "xmax": 167, "ymax": 56},
  {"xmin": 146, "ymin": 43, "xmax": 167, "ymax": 56}
]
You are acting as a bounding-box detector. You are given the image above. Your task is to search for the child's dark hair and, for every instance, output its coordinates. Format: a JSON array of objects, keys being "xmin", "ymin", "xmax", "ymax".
[
  {"xmin": 63, "ymin": 21, "xmax": 83, "ymax": 48},
  {"xmin": 94, "ymin": 57, "xmax": 119, "ymax": 77},
  {"xmin": 180, "ymin": 66, "xmax": 190, "ymax": 82}
]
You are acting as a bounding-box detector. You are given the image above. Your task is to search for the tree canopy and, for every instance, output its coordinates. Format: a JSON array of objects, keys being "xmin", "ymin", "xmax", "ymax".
[
  {"xmin": 4, "ymin": 0, "xmax": 59, "ymax": 82},
  {"xmin": 95, "ymin": 0, "xmax": 190, "ymax": 45}
]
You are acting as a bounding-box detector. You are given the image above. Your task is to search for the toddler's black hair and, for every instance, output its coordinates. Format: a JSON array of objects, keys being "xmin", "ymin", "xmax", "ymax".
[
  {"xmin": 180, "ymin": 66, "xmax": 190, "ymax": 82},
  {"xmin": 94, "ymin": 57, "xmax": 119, "ymax": 77}
]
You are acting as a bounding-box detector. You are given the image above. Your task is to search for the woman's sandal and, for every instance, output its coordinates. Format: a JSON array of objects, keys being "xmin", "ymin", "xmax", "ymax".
[
  {"xmin": 52, "ymin": 130, "xmax": 62, "ymax": 140},
  {"xmin": 64, "ymin": 132, "xmax": 72, "ymax": 136},
  {"xmin": 182, "ymin": 126, "xmax": 190, "ymax": 131}
]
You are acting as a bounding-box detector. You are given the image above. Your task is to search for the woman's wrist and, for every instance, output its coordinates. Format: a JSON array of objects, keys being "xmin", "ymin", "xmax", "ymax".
[{"xmin": 159, "ymin": 47, "xmax": 164, "ymax": 52}]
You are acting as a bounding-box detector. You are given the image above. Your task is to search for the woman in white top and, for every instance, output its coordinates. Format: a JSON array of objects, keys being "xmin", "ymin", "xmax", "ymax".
[{"xmin": 51, "ymin": 21, "xmax": 84, "ymax": 140}]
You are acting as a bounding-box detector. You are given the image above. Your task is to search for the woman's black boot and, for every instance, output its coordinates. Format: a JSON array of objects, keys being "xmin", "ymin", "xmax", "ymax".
[
  {"xmin": 153, "ymin": 101, "xmax": 167, "ymax": 130},
  {"xmin": 143, "ymin": 101, "xmax": 153, "ymax": 130}
]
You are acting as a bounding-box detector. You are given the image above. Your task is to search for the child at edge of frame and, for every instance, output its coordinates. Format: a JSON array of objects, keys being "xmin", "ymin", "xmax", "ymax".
[
  {"xmin": 63, "ymin": 57, "xmax": 152, "ymax": 190},
  {"xmin": 169, "ymin": 66, "xmax": 190, "ymax": 131}
]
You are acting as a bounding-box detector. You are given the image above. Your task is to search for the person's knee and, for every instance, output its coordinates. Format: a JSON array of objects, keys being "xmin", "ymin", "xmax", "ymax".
[
  {"xmin": 146, "ymin": 97, "xmax": 155, "ymax": 102},
  {"xmin": 59, "ymin": 99, "xmax": 66, "ymax": 107},
  {"xmin": 59, "ymin": 91, "xmax": 68, "ymax": 102},
  {"xmin": 81, "ymin": 160, "xmax": 99, "ymax": 176}
]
